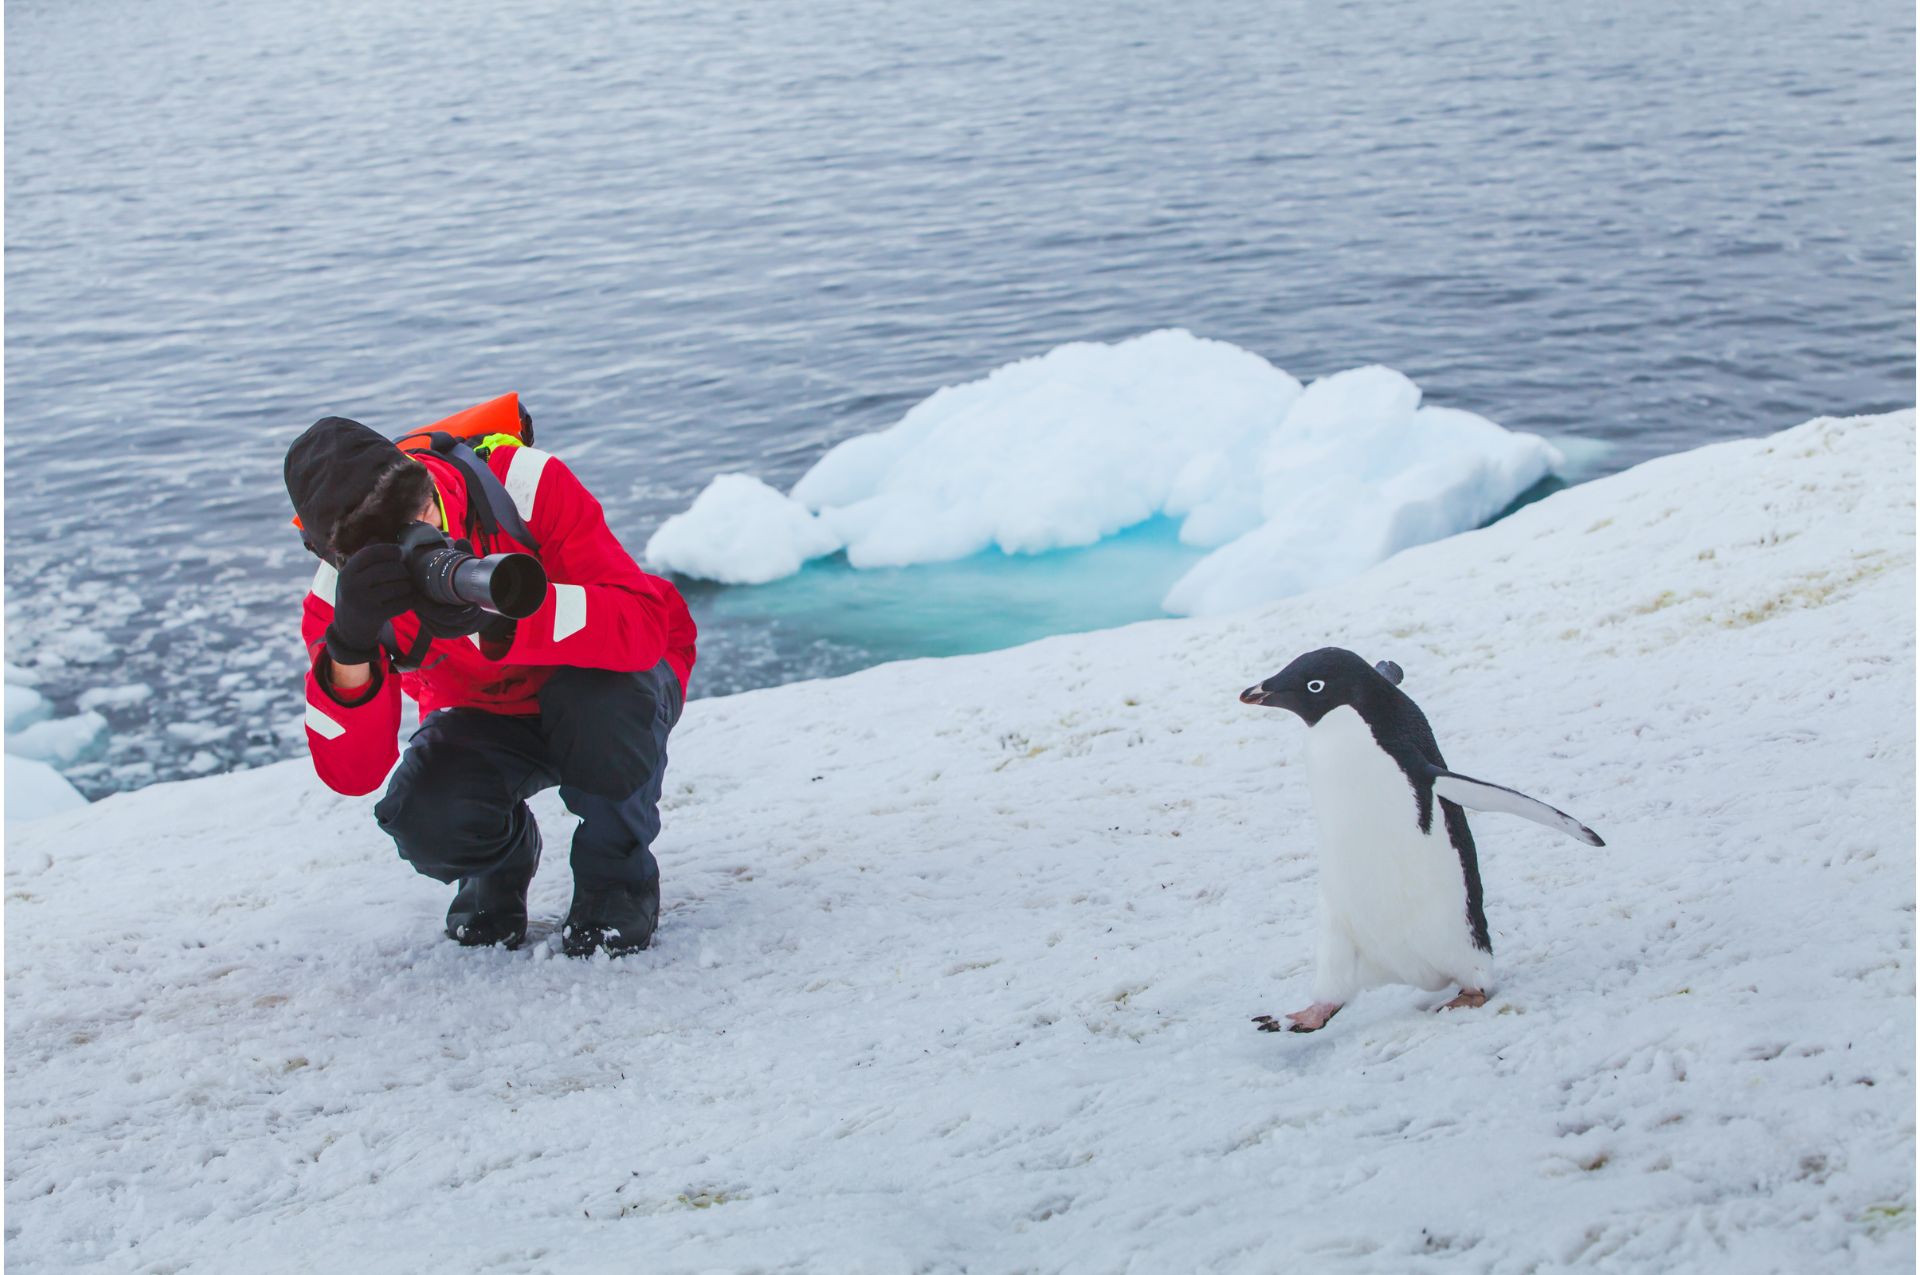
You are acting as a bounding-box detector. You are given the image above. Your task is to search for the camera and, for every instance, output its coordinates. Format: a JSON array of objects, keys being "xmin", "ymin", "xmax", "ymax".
[{"xmin": 394, "ymin": 522, "xmax": 548, "ymax": 619}]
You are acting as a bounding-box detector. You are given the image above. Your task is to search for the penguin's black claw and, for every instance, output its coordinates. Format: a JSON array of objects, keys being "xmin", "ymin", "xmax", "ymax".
[{"xmin": 1254, "ymin": 1017, "xmax": 1282, "ymax": 1033}]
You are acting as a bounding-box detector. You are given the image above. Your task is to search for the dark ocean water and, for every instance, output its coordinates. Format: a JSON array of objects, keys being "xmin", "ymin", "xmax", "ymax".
[{"xmin": 5, "ymin": 0, "xmax": 1913, "ymax": 797}]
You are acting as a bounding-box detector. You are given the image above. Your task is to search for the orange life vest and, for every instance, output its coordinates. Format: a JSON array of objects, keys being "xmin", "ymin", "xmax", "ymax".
[
  {"xmin": 291, "ymin": 393, "xmax": 532, "ymax": 533},
  {"xmin": 394, "ymin": 391, "xmax": 533, "ymax": 456}
]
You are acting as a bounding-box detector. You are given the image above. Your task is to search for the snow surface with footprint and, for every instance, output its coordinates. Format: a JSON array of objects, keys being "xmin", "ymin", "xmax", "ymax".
[{"xmin": 6, "ymin": 411, "xmax": 1914, "ymax": 1272}]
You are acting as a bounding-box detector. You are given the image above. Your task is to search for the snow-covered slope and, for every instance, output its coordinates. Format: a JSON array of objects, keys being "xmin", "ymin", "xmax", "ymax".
[{"xmin": 7, "ymin": 411, "xmax": 1914, "ymax": 1272}]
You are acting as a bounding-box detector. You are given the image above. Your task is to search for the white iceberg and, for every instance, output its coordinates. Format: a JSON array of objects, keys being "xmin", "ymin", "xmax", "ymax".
[
  {"xmin": 791, "ymin": 329, "xmax": 1298, "ymax": 566},
  {"xmin": 644, "ymin": 330, "xmax": 1563, "ymax": 617}
]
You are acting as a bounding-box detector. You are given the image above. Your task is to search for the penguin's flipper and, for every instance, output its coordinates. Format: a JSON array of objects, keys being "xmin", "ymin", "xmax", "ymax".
[
  {"xmin": 1373, "ymin": 660, "xmax": 1404, "ymax": 686},
  {"xmin": 1428, "ymin": 768, "xmax": 1605, "ymax": 846}
]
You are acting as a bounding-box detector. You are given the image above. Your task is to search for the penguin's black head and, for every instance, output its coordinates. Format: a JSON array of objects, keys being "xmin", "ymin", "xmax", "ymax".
[{"xmin": 1240, "ymin": 647, "xmax": 1387, "ymax": 727}]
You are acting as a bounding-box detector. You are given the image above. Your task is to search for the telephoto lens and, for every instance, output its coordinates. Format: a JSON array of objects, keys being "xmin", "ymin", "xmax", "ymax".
[{"xmin": 395, "ymin": 523, "xmax": 548, "ymax": 618}]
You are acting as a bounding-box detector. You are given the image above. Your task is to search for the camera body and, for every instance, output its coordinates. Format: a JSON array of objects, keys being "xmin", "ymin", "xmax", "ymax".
[{"xmin": 394, "ymin": 522, "xmax": 548, "ymax": 619}]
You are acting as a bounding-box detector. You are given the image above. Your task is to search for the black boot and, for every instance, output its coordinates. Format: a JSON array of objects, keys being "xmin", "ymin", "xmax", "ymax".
[
  {"xmin": 446, "ymin": 826, "xmax": 542, "ymax": 950},
  {"xmin": 561, "ymin": 878, "xmax": 659, "ymax": 958}
]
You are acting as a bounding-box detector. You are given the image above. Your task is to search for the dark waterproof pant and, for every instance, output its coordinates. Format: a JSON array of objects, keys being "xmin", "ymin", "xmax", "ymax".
[{"xmin": 374, "ymin": 661, "xmax": 683, "ymax": 890}]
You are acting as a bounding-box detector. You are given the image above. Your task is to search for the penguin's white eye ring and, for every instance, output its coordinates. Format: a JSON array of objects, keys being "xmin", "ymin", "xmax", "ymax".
[{"xmin": 1306, "ymin": 679, "xmax": 1326, "ymax": 694}]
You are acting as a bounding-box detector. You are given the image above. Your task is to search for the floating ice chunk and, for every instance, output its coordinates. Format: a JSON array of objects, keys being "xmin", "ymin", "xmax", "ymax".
[
  {"xmin": 652, "ymin": 331, "xmax": 1298, "ymax": 581},
  {"xmin": 6, "ymin": 711, "xmax": 110, "ymax": 768},
  {"xmin": 791, "ymin": 330, "xmax": 1297, "ymax": 566},
  {"xmin": 647, "ymin": 331, "xmax": 1564, "ymax": 617},
  {"xmin": 42, "ymin": 627, "xmax": 115, "ymax": 667},
  {"xmin": 77, "ymin": 684, "xmax": 154, "ymax": 712},
  {"xmin": 6, "ymin": 683, "xmax": 54, "ymax": 734},
  {"xmin": 165, "ymin": 720, "xmax": 233, "ymax": 747},
  {"xmin": 646, "ymin": 474, "xmax": 841, "ymax": 585},
  {"xmin": 4, "ymin": 755, "xmax": 88, "ymax": 821},
  {"xmin": 231, "ymin": 689, "xmax": 278, "ymax": 714}
]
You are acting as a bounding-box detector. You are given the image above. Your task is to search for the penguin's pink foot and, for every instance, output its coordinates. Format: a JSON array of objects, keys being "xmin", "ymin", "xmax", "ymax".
[
  {"xmin": 1438, "ymin": 988, "xmax": 1487, "ymax": 1011},
  {"xmin": 1253, "ymin": 1002, "xmax": 1343, "ymax": 1033}
]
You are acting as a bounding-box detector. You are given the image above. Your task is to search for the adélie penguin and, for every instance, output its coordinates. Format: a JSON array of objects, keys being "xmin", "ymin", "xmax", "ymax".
[{"xmin": 1239, "ymin": 647, "xmax": 1603, "ymax": 1033}]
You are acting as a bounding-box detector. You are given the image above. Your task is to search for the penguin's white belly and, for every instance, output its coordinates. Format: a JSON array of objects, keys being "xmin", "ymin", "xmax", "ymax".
[{"xmin": 1304, "ymin": 706, "xmax": 1487, "ymax": 993}]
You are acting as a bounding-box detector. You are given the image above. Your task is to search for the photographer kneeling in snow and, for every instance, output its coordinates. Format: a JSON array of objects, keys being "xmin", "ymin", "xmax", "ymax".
[{"xmin": 284, "ymin": 397, "xmax": 697, "ymax": 958}]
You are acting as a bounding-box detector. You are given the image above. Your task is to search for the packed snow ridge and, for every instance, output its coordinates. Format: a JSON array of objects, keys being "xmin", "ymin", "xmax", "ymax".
[
  {"xmin": 7, "ymin": 409, "xmax": 1913, "ymax": 1271},
  {"xmin": 645, "ymin": 329, "xmax": 1566, "ymax": 614}
]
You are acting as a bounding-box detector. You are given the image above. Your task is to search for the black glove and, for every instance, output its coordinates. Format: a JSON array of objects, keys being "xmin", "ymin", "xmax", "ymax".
[
  {"xmin": 412, "ymin": 538, "xmax": 488, "ymax": 638},
  {"xmin": 415, "ymin": 596, "xmax": 487, "ymax": 639},
  {"xmin": 326, "ymin": 543, "xmax": 417, "ymax": 665},
  {"xmin": 476, "ymin": 613, "xmax": 518, "ymax": 656}
]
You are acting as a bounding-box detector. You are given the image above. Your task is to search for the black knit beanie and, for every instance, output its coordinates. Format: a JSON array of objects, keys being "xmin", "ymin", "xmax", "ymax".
[{"xmin": 284, "ymin": 416, "xmax": 412, "ymax": 557}]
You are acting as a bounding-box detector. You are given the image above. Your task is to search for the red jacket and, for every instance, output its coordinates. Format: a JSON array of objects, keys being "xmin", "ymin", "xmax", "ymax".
[{"xmin": 301, "ymin": 445, "xmax": 697, "ymax": 795}]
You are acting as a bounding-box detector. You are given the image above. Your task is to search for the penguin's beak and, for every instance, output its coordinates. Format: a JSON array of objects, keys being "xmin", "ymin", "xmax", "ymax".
[{"xmin": 1242, "ymin": 684, "xmax": 1304, "ymax": 716}]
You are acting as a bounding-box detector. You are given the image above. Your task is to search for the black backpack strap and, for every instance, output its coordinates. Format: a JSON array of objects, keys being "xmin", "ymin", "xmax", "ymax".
[
  {"xmin": 423, "ymin": 432, "xmax": 541, "ymax": 551},
  {"xmin": 379, "ymin": 621, "xmax": 434, "ymax": 672}
]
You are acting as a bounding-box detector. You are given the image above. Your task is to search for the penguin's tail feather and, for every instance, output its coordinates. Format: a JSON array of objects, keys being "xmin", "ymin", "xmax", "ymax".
[{"xmin": 1429, "ymin": 768, "xmax": 1605, "ymax": 846}]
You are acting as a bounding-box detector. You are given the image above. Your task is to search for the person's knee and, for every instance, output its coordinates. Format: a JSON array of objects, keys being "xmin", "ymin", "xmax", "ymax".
[
  {"xmin": 376, "ymin": 784, "xmax": 460, "ymax": 881},
  {"xmin": 376, "ymin": 742, "xmax": 527, "ymax": 881}
]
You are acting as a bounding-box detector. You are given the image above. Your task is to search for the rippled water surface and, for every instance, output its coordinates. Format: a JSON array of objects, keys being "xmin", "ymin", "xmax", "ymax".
[{"xmin": 6, "ymin": 0, "xmax": 1913, "ymax": 796}]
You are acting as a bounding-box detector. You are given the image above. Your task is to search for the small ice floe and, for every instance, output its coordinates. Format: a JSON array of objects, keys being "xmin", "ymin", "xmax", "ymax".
[{"xmin": 4, "ymin": 661, "xmax": 99, "ymax": 820}]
